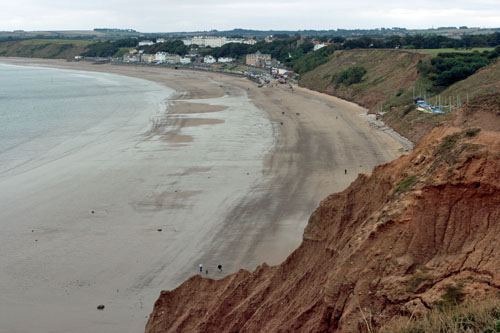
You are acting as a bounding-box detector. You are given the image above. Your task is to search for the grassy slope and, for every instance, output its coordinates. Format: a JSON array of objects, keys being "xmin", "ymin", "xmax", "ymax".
[
  {"xmin": 384, "ymin": 57, "xmax": 500, "ymax": 143},
  {"xmin": 381, "ymin": 297, "xmax": 500, "ymax": 332},
  {"xmin": 409, "ymin": 47, "xmax": 495, "ymax": 55},
  {"xmin": 0, "ymin": 39, "xmax": 91, "ymax": 59},
  {"xmin": 300, "ymin": 49, "xmax": 500, "ymax": 144},
  {"xmin": 384, "ymin": 58, "xmax": 500, "ymax": 143},
  {"xmin": 299, "ymin": 49, "xmax": 431, "ymax": 112},
  {"xmin": 299, "ymin": 49, "xmax": 444, "ymax": 143},
  {"xmin": 440, "ymin": 58, "xmax": 500, "ymax": 99}
]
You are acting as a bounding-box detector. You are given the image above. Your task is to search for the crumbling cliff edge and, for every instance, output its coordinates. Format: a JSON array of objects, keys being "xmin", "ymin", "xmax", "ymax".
[{"xmin": 146, "ymin": 119, "xmax": 500, "ymax": 332}]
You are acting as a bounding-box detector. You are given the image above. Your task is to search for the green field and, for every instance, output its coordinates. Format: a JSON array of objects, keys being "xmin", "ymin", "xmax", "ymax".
[
  {"xmin": 19, "ymin": 39, "xmax": 92, "ymax": 46},
  {"xmin": 411, "ymin": 47, "xmax": 495, "ymax": 55},
  {"xmin": 0, "ymin": 39, "xmax": 91, "ymax": 59}
]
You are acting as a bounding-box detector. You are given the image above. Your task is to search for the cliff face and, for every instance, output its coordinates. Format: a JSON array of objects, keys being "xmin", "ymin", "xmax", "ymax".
[{"xmin": 146, "ymin": 126, "xmax": 500, "ymax": 332}]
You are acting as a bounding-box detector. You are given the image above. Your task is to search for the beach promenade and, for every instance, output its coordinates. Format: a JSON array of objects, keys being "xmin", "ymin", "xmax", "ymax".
[{"xmin": 0, "ymin": 58, "xmax": 404, "ymax": 332}]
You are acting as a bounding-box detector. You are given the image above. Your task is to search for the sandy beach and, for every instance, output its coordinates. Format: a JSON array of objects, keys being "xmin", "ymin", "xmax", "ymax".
[{"xmin": 0, "ymin": 58, "xmax": 405, "ymax": 332}]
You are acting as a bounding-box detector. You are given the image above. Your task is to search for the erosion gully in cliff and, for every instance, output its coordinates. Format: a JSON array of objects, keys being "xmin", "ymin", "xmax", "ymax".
[{"xmin": 146, "ymin": 125, "xmax": 500, "ymax": 332}]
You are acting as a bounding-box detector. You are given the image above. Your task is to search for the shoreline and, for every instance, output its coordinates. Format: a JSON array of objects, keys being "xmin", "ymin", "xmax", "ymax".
[{"xmin": 0, "ymin": 57, "xmax": 405, "ymax": 332}]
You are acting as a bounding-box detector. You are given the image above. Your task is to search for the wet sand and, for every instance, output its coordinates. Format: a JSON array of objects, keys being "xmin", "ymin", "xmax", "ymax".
[
  {"xmin": 0, "ymin": 58, "xmax": 404, "ymax": 332},
  {"xmin": 167, "ymin": 102, "xmax": 228, "ymax": 114}
]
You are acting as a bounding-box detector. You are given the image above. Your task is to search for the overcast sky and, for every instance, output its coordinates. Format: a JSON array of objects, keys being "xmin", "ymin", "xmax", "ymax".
[{"xmin": 1, "ymin": 0, "xmax": 499, "ymax": 32}]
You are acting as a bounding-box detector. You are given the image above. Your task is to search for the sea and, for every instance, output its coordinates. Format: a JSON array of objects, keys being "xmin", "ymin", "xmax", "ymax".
[{"xmin": 0, "ymin": 63, "xmax": 172, "ymax": 176}]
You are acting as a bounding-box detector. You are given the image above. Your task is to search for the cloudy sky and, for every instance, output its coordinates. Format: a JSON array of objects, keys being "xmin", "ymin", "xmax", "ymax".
[{"xmin": 1, "ymin": 0, "xmax": 499, "ymax": 32}]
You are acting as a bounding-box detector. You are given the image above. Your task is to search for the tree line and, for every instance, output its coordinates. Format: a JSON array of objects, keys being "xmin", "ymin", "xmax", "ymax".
[{"xmin": 418, "ymin": 47, "xmax": 500, "ymax": 87}]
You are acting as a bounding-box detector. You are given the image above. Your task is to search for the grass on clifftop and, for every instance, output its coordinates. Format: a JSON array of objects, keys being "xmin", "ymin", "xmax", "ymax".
[
  {"xmin": 18, "ymin": 39, "xmax": 92, "ymax": 46},
  {"xmin": 0, "ymin": 39, "xmax": 91, "ymax": 59},
  {"xmin": 299, "ymin": 49, "xmax": 431, "ymax": 112},
  {"xmin": 410, "ymin": 47, "xmax": 495, "ymax": 55},
  {"xmin": 379, "ymin": 297, "xmax": 500, "ymax": 333}
]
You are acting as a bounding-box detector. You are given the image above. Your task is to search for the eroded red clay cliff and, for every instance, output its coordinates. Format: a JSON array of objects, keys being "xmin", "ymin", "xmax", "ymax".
[{"xmin": 146, "ymin": 126, "xmax": 500, "ymax": 332}]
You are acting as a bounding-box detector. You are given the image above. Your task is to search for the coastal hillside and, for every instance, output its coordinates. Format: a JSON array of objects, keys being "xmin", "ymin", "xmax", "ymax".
[
  {"xmin": 440, "ymin": 58, "xmax": 500, "ymax": 99},
  {"xmin": 0, "ymin": 39, "xmax": 90, "ymax": 59},
  {"xmin": 146, "ymin": 119, "xmax": 500, "ymax": 332},
  {"xmin": 299, "ymin": 49, "xmax": 500, "ymax": 143},
  {"xmin": 453, "ymin": 93, "xmax": 500, "ymax": 131},
  {"xmin": 299, "ymin": 49, "xmax": 430, "ymax": 112},
  {"xmin": 381, "ymin": 56, "xmax": 500, "ymax": 144}
]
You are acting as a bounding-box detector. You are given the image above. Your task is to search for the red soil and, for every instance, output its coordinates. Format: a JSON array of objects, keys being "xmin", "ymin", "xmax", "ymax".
[{"xmin": 146, "ymin": 125, "xmax": 500, "ymax": 332}]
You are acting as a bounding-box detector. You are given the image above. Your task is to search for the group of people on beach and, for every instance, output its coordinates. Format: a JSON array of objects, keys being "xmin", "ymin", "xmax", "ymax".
[{"xmin": 199, "ymin": 263, "xmax": 222, "ymax": 275}]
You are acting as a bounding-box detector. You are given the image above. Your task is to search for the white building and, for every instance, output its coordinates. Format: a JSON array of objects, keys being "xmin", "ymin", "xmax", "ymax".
[
  {"xmin": 138, "ymin": 40, "xmax": 154, "ymax": 47},
  {"xmin": 313, "ymin": 41, "xmax": 332, "ymax": 51},
  {"xmin": 218, "ymin": 57, "xmax": 234, "ymax": 63},
  {"xmin": 191, "ymin": 36, "xmax": 204, "ymax": 47},
  {"xmin": 183, "ymin": 36, "xmax": 257, "ymax": 48},
  {"xmin": 180, "ymin": 57, "xmax": 192, "ymax": 64},
  {"xmin": 227, "ymin": 38, "xmax": 256, "ymax": 45},
  {"xmin": 245, "ymin": 39, "xmax": 257, "ymax": 45},
  {"xmin": 156, "ymin": 38, "xmax": 166, "ymax": 43},
  {"xmin": 191, "ymin": 36, "xmax": 227, "ymax": 48},
  {"xmin": 203, "ymin": 55, "xmax": 216, "ymax": 64},
  {"xmin": 155, "ymin": 52, "xmax": 167, "ymax": 63},
  {"xmin": 206, "ymin": 37, "xmax": 227, "ymax": 48},
  {"xmin": 313, "ymin": 44, "xmax": 327, "ymax": 51},
  {"xmin": 265, "ymin": 35, "xmax": 276, "ymax": 43}
]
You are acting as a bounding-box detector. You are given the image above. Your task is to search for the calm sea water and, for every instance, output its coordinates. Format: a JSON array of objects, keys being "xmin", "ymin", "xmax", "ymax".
[{"xmin": 0, "ymin": 64, "xmax": 171, "ymax": 175}]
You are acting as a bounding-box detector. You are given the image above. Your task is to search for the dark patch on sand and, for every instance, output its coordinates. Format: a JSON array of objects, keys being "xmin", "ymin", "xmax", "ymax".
[{"xmin": 168, "ymin": 102, "xmax": 228, "ymax": 114}]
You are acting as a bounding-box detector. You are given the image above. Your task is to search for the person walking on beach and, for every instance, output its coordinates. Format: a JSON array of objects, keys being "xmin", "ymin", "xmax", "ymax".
[
  {"xmin": 199, "ymin": 264, "xmax": 203, "ymax": 272},
  {"xmin": 218, "ymin": 264, "xmax": 222, "ymax": 272},
  {"xmin": 205, "ymin": 269, "xmax": 208, "ymax": 275},
  {"xmin": 345, "ymin": 169, "xmax": 347, "ymax": 175}
]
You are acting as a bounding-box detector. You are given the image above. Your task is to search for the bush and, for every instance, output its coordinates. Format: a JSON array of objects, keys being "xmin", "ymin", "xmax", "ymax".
[
  {"xmin": 464, "ymin": 128, "xmax": 481, "ymax": 137},
  {"xmin": 425, "ymin": 50, "xmax": 500, "ymax": 87},
  {"xmin": 334, "ymin": 66, "xmax": 367, "ymax": 86},
  {"xmin": 406, "ymin": 271, "xmax": 433, "ymax": 292},
  {"xmin": 437, "ymin": 283, "xmax": 465, "ymax": 309},
  {"xmin": 293, "ymin": 44, "xmax": 337, "ymax": 75}
]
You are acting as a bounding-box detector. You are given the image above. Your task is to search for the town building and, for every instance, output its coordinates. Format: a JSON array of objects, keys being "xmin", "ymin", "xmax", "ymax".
[
  {"xmin": 140, "ymin": 53, "xmax": 155, "ymax": 63},
  {"xmin": 156, "ymin": 38, "xmax": 166, "ymax": 43},
  {"xmin": 203, "ymin": 55, "xmax": 216, "ymax": 64},
  {"xmin": 245, "ymin": 51, "xmax": 272, "ymax": 67},
  {"xmin": 191, "ymin": 36, "xmax": 227, "ymax": 48},
  {"xmin": 165, "ymin": 54, "xmax": 181, "ymax": 64},
  {"xmin": 180, "ymin": 57, "xmax": 192, "ymax": 64},
  {"xmin": 155, "ymin": 52, "xmax": 167, "ymax": 63},
  {"xmin": 138, "ymin": 40, "xmax": 154, "ymax": 47},
  {"xmin": 183, "ymin": 36, "xmax": 257, "ymax": 47},
  {"xmin": 313, "ymin": 41, "xmax": 332, "ymax": 51},
  {"xmin": 265, "ymin": 35, "xmax": 277, "ymax": 43},
  {"xmin": 205, "ymin": 37, "xmax": 227, "ymax": 48},
  {"xmin": 155, "ymin": 52, "xmax": 181, "ymax": 64},
  {"xmin": 226, "ymin": 38, "xmax": 257, "ymax": 45},
  {"xmin": 123, "ymin": 53, "xmax": 140, "ymax": 63},
  {"xmin": 217, "ymin": 57, "xmax": 234, "ymax": 63}
]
